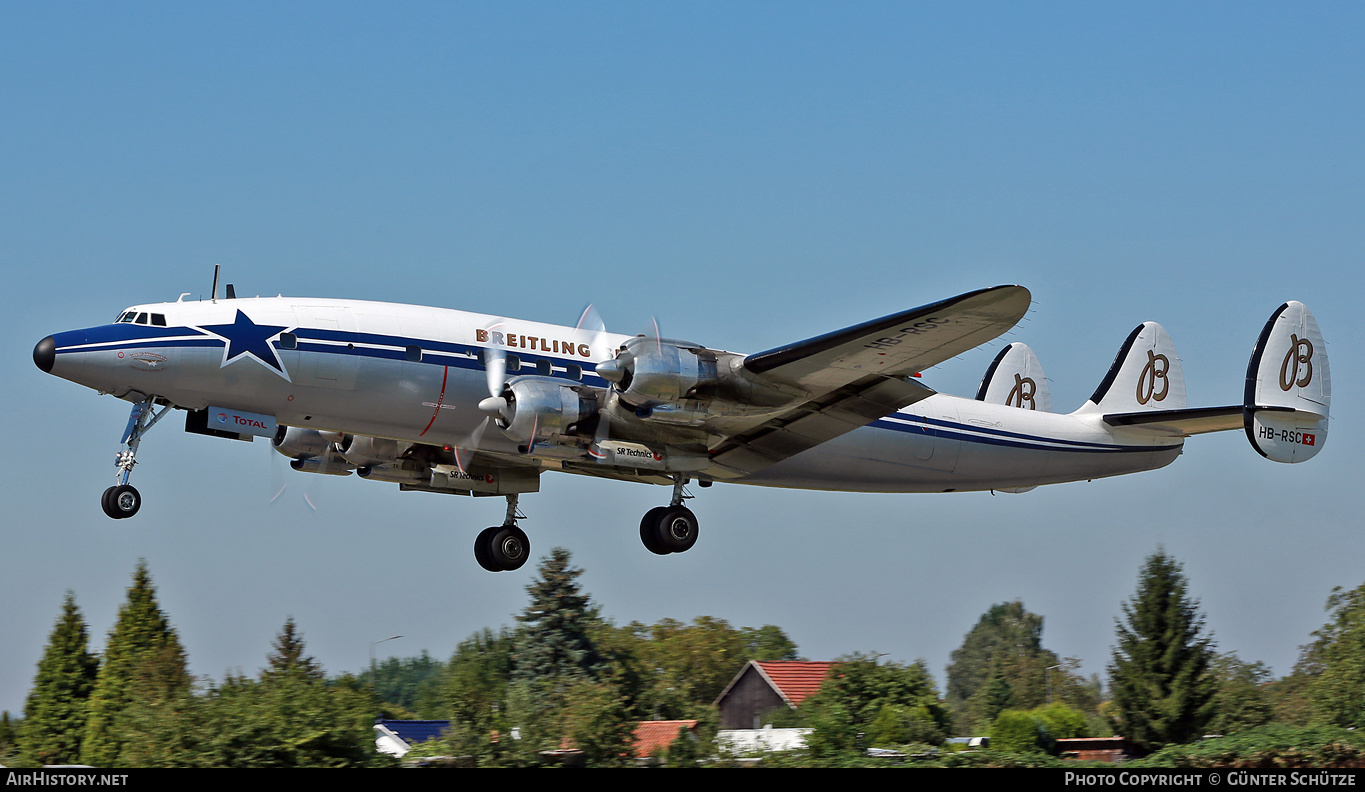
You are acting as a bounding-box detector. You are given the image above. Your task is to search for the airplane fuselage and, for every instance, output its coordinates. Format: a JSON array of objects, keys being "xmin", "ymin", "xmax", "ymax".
[{"xmin": 37, "ymin": 296, "xmax": 1182, "ymax": 496}]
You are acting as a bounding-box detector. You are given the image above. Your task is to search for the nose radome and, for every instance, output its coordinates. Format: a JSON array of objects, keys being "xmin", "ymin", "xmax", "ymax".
[{"xmin": 34, "ymin": 336, "xmax": 56, "ymax": 373}]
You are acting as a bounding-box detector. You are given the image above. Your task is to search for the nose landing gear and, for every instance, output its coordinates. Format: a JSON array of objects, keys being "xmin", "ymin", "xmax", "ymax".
[{"xmin": 101, "ymin": 397, "xmax": 170, "ymax": 520}]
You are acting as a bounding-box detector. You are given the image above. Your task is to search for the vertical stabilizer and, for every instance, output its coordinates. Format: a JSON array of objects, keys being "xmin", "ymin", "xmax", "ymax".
[
  {"xmin": 1245, "ymin": 301, "xmax": 1329, "ymax": 462},
  {"xmin": 1079, "ymin": 322, "xmax": 1186, "ymax": 414},
  {"xmin": 976, "ymin": 342, "xmax": 1052, "ymax": 411}
]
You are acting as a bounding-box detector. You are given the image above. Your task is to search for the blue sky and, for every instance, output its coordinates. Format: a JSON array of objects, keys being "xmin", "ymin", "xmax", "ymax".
[{"xmin": 3, "ymin": 3, "xmax": 1362, "ymax": 716}]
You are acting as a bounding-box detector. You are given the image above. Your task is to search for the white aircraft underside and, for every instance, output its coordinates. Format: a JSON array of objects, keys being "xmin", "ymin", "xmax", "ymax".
[{"xmin": 34, "ymin": 284, "xmax": 1331, "ymax": 571}]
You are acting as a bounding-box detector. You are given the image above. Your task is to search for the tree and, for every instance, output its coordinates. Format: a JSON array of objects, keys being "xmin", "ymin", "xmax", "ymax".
[
  {"xmin": 802, "ymin": 653, "xmax": 947, "ymax": 758},
  {"xmin": 990, "ymin": 709, "xmax": 1050, "ymax": 754},
  {"xmin": 501, "ymin": 549, "xmax": 638, "ymax": 766},
  {"xmin": 945, "ymin": 600, "xmax": 1092, "ymax": 734},
  {"xmin": 116, "ymin": 620, "xmax": 385, "ymax": 767},
  {"xmin": 512, "ymin": 548, "xmax": 605, "ymax": 685},
  {"xmin": 741, "ymin": 625, "xmax": 800, "ymax": 662},
  {"xmin": 0, "ymin": 712, "xmax": 18, "ymax": 763},
  {"xmin": 1108, "ymin": 550, "xmax": 1217, "ymax": 749},
  {"xmin": 369, "ymin": 651, "xmax": 445, "ymax": 716},
  {"xmin": 19, "ymin": 592, "xmax": 99, "ymax": 766},
  {"xmin": 264, "ymin": 617, "xmax": 323, "ymax": 682},
  {"xmin": 1294, "ymin": 579, "xmax": 1365, "ymax": 728},
  {"xmin": 605, "ymin": 616, "xmax": 783, "ymax": 720},
  {"xmin": 441, "ymin": 628, "xmax": 515, "ymax": 765},
  {"xmin": 1205, "ymin": 652, "xmax": 1272, "ymax": 735},
  {"xmin": 82, "ymin": 561, "xmax": 188, "ymax": 766},
  {"xmin": 557, "ymin": 678, "xmax": 637, "ymax": 767}
]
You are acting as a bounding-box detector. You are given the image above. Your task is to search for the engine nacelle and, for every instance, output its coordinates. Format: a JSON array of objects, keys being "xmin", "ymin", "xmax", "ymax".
[
  {"xmin": 338, "ymin": 434, "xmax": 411, "ymax": 467},
  {"xmin": 289, "ymin": 451, "xmax": 355, "ymax": 476},
  {"xmin": 595, "ymin": 337, "xmax": 718, "ymax": 410},
  {"xmin": 357, "ymin": 458, "xmax": 430, "ymax": 484},
  {"xmin": 491, "ymin": 376, "xmax": 601, "ymax": 444},
  {"xmin": 272, "ymin": 426, "xmax": 334, "ymax": 459}
]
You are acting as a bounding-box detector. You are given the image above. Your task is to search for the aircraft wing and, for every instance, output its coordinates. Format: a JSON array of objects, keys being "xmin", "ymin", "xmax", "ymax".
[
  {"xmin": 742, "ymin": 285, "xmax": 1032, "ymax": 390},
  {"xmin": 705, "ymin": 285, "xmax": 1031, "ymax": 476}
]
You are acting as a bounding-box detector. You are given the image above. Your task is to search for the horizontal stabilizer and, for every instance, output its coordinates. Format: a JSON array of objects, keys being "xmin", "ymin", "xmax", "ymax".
[
  {"xmin": 1103, "ymin": 406, "xmax": 1243, "ymax": 436},
  {"xmin": 976, "ymin": 342, "xmax": 1051, "ymax": 412},
  {"xmin": 1244, "ymin": 301, "xmax": 1329, "ymax": 463}
]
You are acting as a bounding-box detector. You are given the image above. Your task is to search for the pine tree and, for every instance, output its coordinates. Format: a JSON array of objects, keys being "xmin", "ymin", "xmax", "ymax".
[
  {"xmin": 1108, "ymin": 550, "xmax": 1216, "ymax": 749},
  {"xmin": 512, "ymin": 548, "xmax": 604, "ymax": 684},
  {"xmin": 19, "ymin": 592, "xmax": 99, "ymax": 765},
  {"xmin": 81, "ymin": 561, "xmax": 188, "ymax": 766},
  {"xmin": 264, "ymin": 617, "xmax": 324, "ymax": 682}
]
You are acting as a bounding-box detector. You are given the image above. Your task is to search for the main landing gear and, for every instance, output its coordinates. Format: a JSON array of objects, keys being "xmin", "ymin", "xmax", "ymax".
[
  {"xmin": 639, "ymin": 475, "xmax": 699, "ymax": 556},
  {"xmin": 473, "ymin": 494, "xmax": 531, "ymax": 572},
  {"xmin": 101, "ymin": 397, "xmax": 171, "ymax": 520},
  {"xmin": 470, "ymin": 477, "xmax": 702, "ymax": 572}
]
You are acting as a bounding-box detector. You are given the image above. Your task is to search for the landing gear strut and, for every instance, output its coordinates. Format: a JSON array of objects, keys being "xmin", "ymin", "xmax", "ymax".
[
  {"xmin": 474, "ymin": 494, "xmax": 531, "ymax": 572},
  {"xmin": 101, "ymin": 398, "xmax": 170, "ymax": 520},
  {"xmin": 639, "ymin": 475, "xmax": 700, "ymax": 555}
]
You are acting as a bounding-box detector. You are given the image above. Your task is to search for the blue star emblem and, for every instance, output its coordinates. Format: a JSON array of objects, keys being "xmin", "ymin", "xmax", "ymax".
[{"xmin": 198, "ymin": 310, "xmax": 291, "ymax": 379}]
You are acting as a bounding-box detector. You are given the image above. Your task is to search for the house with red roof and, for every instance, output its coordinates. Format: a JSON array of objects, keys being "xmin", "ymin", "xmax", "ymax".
[{"xmin": 713, "ymin": 660, "xmax": 839, "ymax": 729}]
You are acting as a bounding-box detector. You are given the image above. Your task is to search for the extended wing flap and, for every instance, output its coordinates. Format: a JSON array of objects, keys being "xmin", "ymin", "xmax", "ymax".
[{"xmin": 742, "ymin": 285, "xmax": 1031, "ymax": 391}]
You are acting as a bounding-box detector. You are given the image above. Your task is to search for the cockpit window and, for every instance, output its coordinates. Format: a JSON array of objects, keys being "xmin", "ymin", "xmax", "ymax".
[
  {"xmin": 150, "ymin": 314, "xmax": 167, "ymax": 326},
  {"xmin": 135, "ymin": 313, "xmax": 149, "ymax": 325},
  {"xmin": 116, "ymin": 311, "xmax": 136, "ymax": 323}
]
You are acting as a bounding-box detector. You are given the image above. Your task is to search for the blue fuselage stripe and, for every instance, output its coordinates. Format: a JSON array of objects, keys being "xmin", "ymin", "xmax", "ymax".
[
  {"xmin": 869, "ymin": 416, "xmax": 1165, "ymax": 455},
  {"xmin": 55, "ymin": 324, "xmax": 608, "ymax": 386}
]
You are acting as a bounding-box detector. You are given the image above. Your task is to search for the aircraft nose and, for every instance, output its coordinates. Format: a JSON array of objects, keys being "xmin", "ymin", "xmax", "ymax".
[{"xmin": 34, "ymin": 336, "xmax": 56, "ymax": 373}]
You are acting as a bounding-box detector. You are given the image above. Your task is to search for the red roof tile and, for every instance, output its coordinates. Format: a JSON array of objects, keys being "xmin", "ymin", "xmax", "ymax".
[
  {"xmin": 633, "ymin": 720, "xmax": 698, "ymax": 759},
  {"xmin": 754, "ymin": 661, "xmax": 838, "ymax": 705}
]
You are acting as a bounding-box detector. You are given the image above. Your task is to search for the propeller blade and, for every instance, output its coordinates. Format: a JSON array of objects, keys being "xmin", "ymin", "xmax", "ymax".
[
  {"xmin": 576, "ymin": 304, "xmax": 610, "ymax": 363},
  {"xmin": 453, "ymin": 415, "xmax": 493, "ymax": 475},
  {"xmin": 485, "ymin": 346, "xmax": 506, "ymax": 399},
  {"xmin": 523, "ymin": 414, "xmax": 538, "ymax": 454}
]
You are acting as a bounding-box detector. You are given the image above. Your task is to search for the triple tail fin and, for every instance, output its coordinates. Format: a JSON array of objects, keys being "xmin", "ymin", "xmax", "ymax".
[
  {"xmin": 1080, "ymin": 304, "xmax": 1330, "ymax": 463},
  {"xmin": 976, "ymin": 342, "xmax": 1052, "ymax": 411},
  {"xmin": 1077, "ymin": 322, "xmax": 1186, "ymax": 414},
  {"xmin": 1244, "ymin": 301, "xmax": 1330, "ymax": 463}
]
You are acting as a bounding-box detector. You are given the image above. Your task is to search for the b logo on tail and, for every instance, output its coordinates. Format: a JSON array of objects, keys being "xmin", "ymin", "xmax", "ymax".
[
  {"xmin": 1279, "ymin": 334, "xmax": 1314, "ymax": 391},
  {"xmin": 1136, "ymin": 350, "xmax": 1170, "ymax": 405}
]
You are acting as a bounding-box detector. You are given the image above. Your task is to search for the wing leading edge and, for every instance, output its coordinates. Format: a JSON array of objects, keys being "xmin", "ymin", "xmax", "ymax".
[{"xmin": 743, "ymin": 285, "xmax": 1032, "ymax": 389}]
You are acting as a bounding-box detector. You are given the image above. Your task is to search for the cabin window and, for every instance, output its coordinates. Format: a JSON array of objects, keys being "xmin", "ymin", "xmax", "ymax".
[
  {"xmin": 278, "ymin": 332, "xmax": 297, "ymax": 350},
  {"xmin": 405, "ymin": 345, "xmax": 423, "ymax": 362},
  {"xmin": 565, "ymin": 364, "xmax": 582, "ymax": 381},
  {"xmin": 535, "ymin": 359, "xmax": 551, "ymax": 376},
  {"xmin": 478, "ymin": 351, "xmax": 520, "ymax": 371}
]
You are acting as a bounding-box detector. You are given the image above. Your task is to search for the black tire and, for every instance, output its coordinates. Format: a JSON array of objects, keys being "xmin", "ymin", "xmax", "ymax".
[
  {"xmin": 107, "ymin": 485, "xmax": 141, "ymax": 519},
  {"xmin": 489, "ymin": 525, "xmax": 530, "ymax": 571},
  {"xmin": 474, "ymin": 527, "xmax": 500, "ymax": 572},
  {"xmin": 639, "ymin": 506, "xmax": 671, "ymax": 555},
  {"xmin": 656, "ymin": 505, "xmax": 699, "ymax": 553},
  {"xmin": 101, "ymin": 487, "xmax": 118, "ymax": 519}
]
